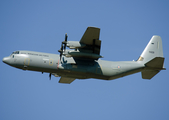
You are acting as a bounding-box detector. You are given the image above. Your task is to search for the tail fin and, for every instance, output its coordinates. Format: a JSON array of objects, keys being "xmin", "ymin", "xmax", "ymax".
[
  {"xmin": 138, "ymin": 35, "xmax": 164, "ymax": 63},
  {"xmin": 137, "ymin": 35, "xmax": 165, "ymax": 79}
]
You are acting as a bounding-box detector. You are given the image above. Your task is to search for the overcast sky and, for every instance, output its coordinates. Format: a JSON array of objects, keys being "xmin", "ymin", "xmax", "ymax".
[{"xmin": 0, "ymin": 0, "xmax": 169, "ymax": 120}]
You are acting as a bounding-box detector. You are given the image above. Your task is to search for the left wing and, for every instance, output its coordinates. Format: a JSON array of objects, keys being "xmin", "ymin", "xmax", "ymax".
[{"xmin": 59, "ymin": 77, "xmax": 76, "ymax": 84}]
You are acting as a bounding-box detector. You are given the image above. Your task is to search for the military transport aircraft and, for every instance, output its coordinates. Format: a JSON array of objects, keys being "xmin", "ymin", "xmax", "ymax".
[{"xmin": 3, "ymin": 27, "xmax": 165, "ymax": 84}]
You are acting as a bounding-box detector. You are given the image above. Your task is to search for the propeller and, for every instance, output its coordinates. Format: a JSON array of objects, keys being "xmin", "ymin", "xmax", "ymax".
[{"xmin": 58, "ymin": 33, "xmax": 68, "ymax": 60}]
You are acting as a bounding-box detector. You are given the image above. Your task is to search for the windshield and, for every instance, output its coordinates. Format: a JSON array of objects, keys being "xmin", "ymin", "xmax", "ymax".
[
  {"xmin": 11, "ymin": 51, "xmax": 19, "ymax": 55},
  {"xmin": 12, "ymin": 51, "xmax": 19, "ymax": 54}
]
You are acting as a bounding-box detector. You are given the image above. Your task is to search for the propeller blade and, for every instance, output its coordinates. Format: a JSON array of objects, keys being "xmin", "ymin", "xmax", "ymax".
[
  {"xmin": 61, "ymin": 43, "xmax": 63, "ymax": 51},
  {"xmin": 49, "ymin": 73, "xmax": 51, "ymax": 80},
  {"xmin": 63, "ymin": 44, "xmax": 66, "ymax": 51},
  {"xmin": 58, "ymin": 43, "xmax": 64, "ymax": 60},
  {"xmin": 63, "ymin": 33, "xmax": 68, "ymax": 51},
  {"xmin": 65, "ymin": 33, "xmax": 68, "ymax": 42},
  {"xmin": 60, "ymin": 52, "xmax": 62, "ymax": 60}
]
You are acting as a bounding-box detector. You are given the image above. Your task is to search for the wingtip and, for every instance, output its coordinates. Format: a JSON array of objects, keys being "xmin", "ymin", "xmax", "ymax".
[{"xmin": 87, "ymin": 26, "xmax": 100, "ymax": 29}]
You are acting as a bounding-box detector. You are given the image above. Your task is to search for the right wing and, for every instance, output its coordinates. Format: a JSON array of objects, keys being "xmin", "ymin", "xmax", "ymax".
[
  {"xmin": 65, "ymin": 27, "xmax": 102, "ymax": 60},
  {"xmin": 79, "ymin": 27, "xmax": 101, "ymax": 55}
]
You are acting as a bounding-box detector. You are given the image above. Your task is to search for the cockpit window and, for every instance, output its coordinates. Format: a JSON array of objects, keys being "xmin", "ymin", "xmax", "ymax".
[
  {"xmin": 11, "ymin": 51, "xmax": 19, "ymax": 54},
  {"xmin": 10, "ymin": 51, "xmax": 19, "ymax": 57}
]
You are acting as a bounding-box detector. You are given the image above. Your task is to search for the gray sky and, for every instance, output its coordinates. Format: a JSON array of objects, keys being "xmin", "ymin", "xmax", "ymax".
[{"xmin": 1, "ymin": 0, "xmax": 169, "ymax": 120}]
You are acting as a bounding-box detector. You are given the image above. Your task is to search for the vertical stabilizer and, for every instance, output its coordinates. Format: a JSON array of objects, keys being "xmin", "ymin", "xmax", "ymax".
[{"xmin": 138, "ymin": 35, "xmax": 164, "ymax": 64}]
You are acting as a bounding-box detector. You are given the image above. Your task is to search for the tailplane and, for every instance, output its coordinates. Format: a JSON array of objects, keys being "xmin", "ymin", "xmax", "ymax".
[
  {"xmin": 137, "ymin": 35, "xmax": 165, "ymax": 79},
  {"xmin": 141, "ymin": 57, "xmax": 165, "ymax": 79}
]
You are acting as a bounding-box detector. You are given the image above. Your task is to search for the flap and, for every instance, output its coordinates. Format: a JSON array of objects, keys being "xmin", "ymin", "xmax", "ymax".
[{"xmin": 59, "ymin": 77, "xmax": 76, "ymax": 84}]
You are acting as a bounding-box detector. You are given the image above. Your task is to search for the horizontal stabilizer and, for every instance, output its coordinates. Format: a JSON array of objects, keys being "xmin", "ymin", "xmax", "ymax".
[
  {"xmin": 145, "ymin": 57, "xmax": 165, "ymax": 69},
  {"xmin": 142, "ymin": 57, "xmax": 165, "ymax": 79},
  {"xmin": 142, "ymin": 70, "xmax": 159, "ymax": 79}
]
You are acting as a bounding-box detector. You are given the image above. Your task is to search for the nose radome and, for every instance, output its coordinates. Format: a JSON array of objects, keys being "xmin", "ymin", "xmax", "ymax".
[{"xmin": 2, "ymin": 57, "xmax": 11, "ymax": 64}]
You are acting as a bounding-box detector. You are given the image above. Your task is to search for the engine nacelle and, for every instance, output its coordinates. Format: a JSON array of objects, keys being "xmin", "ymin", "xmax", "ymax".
[
  {"xmin": 65, "ymin": 51, "xmax": 103, "ymax": 60},
  {"xmin": 66, "ymin": 41, "xmax": 86, "ymax": 49}
]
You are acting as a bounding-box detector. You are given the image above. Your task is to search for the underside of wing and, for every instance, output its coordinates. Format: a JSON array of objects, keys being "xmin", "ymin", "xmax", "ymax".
[
  {"xmin": 79, "ymin": 27, "xmax": 101, "ymax": 55},
  {"xmin": 59, "ymin": 77, "xmax": 76, "ymax": 84}
]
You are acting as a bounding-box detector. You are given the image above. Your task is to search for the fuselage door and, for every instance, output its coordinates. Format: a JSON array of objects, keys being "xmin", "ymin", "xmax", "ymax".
[
  {"xmin": 24, "ymin": 58, "xmax": 30, "ymax": 69},
  {"xmin": 49, "ymin": 59, "xmax": 53, "ymax": 66}
]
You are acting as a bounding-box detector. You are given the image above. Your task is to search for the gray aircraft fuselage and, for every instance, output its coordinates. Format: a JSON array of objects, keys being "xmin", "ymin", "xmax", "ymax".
[{"xmin": 3, "ymin": 50, "xmax": 145, "ymax": 80}]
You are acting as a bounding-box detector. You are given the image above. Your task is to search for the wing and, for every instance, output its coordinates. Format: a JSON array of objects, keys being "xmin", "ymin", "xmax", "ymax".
[
  {"xmin": 59, "ymin": 77, "xmax": 76, "ymax": 84},
  {"xmin": 64, "ymin": 27, "xmax": 102, "ymax": 60},
  {"xmin": 79, "ymin": 27, "xmax": 101, "ymax": 56}
]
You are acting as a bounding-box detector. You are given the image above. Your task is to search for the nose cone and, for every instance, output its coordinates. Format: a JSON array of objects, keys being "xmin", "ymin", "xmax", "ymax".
[{"xmin": 2, "ymin": 57, "xmax": 11, "ymax": 65}]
